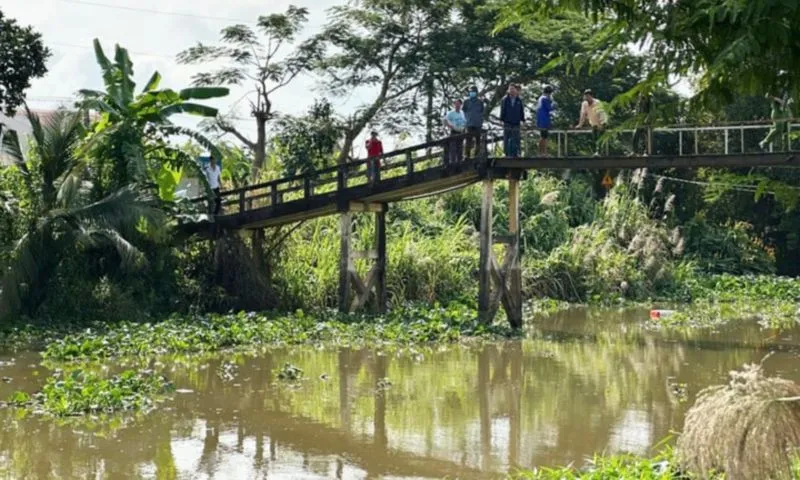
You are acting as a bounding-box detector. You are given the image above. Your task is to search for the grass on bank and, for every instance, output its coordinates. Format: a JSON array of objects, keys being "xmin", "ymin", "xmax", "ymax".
[{"xmin": 508, "ymin": 448, "xmax": 678, "ymax": 479}]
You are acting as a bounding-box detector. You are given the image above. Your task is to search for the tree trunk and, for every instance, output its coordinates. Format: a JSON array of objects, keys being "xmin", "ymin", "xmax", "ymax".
[
  {"xmin": 337, "ymin": 132, "xmax": 356, "ymax": 165},
  {"xmin": 425, "ymin": 76, "xmax": 434, "ymax": 153},
  {"xmin": 254, "ymin": 118, "xmax": 267, "ymax": 176}
]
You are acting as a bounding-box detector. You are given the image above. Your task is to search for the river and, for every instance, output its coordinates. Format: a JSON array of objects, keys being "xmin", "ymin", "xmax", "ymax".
[{"xmin": 0, "ymin": 308, "xmax": 798, "ymax": 479}]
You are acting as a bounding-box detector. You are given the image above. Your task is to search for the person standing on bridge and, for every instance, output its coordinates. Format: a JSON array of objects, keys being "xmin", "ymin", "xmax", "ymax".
[
  {"xmin": 500, "ymin": 84, "xmax": 525, "ymax": 157},
  {"xmin": 204, "ymin": 156, "xmax": 222, "ymax": 215},
  {"xmin": 444, "ymin": 99, "xmax": 466, "ymax": 164},
  {"xmin": 463, "ymin": 86, "xmax": 486, "ymax": 158},
  {"xmin": 760, "ymin": 95, "xmax": 791, "ymax": 152},
  {"xmin": 631, "ymin": 91, "xmax": 652, "ymax": 156},
  {"xmin": 536, "ymin": 85, "xmax": 556, "ymax": 156},
  {"xmin": 575, "ymin": 89, "xmax": 607, "ymax": 157},
  {"xmin": 366, "ymin": 131, "xmax": 384, "ymax": 183}
]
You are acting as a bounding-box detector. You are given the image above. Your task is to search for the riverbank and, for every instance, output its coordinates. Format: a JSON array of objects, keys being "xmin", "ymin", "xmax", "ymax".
[
  {"xmin": 508, "ymin": 448, "xmax": 800, "ymax": 479},
  {"xmin": 2, "ymin": 273, "xmax": 798, "ymax": 361},
  {"xmin": 29, "ymin": 303, "xmax": 515, "ymax": 363},
  {"xmin": 508, "ymin": 447, "xmax": 678, "ymax": 479}
]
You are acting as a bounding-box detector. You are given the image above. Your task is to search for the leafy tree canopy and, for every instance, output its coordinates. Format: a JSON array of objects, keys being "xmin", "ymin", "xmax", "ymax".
[
  {"xmin": 177, "ymin": 5, "xmax": 321, "ymax": 173},
  {"xmin": 496, "ymin": 0, "xmax": 800, "ymax": 104},
  {"xmin": 272, "ymin": 99, "xmax": 342, "ymax": 176},
  {"xmin": 0, "ymin": 9, "xmax": 50, "ymax": 116}
]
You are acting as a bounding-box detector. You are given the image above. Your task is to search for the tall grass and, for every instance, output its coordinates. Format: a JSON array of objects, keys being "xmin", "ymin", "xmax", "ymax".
[{"xmin": 272, "ymin": 209, "xmax": 478, "ymax": 311}]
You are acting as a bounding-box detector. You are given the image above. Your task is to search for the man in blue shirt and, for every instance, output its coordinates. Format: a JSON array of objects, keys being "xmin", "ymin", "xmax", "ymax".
[
  {"xmin": 444, "ymin": 99, "xmax": 466, "ymax": 164},
  {"xmin": 462, "ymin": 85, "xmax": 486, "ymax": 158},
  {"xmin": 500, "ymin": 84, "xmax": 525, "ymax": 157},
  {"xmin": 536, "ymin": 85, "xmax": 556, "ymax": 156}
]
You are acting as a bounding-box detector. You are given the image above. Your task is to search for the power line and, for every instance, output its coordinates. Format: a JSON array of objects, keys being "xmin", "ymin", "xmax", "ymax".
[
  {"xmin": 51, "ymin": 42, "xmax": 176, "ymax": 60},
  {"xmin": 24, "ymin": 97, "xmax": 253, "ymax": 124},
  {"xmin": 53, "ymin": 0, "xmax": 252, "ymax": 24},
  {"xmin": 648, "ymin": 173, "xmax": 800, "ymax": 196}
]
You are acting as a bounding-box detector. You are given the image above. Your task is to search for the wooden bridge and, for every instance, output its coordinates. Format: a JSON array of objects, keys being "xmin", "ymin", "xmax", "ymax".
[{"xmin": 187, "ymin": 121, "xmax": 800, "ymax": 327}]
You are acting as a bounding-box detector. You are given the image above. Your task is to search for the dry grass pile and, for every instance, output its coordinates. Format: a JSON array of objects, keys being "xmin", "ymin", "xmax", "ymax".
[{"xmin": 677, "ymin": 362, "xmax": 800, "ymax": 479}]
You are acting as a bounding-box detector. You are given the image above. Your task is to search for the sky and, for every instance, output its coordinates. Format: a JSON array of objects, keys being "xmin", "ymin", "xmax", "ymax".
[
  {"xmin": 3, "ymin": 0, "xmax": 694, "ymax": 158},
  {"xmin": 1, "ymin": 0, "xmax": 388, "ymax": 153}
]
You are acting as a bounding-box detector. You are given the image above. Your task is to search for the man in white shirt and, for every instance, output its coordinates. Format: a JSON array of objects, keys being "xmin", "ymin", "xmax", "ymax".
[
  {"xmin": 575, "ymin": 89, "xmax": 607, "ymax": 156},
  {"xmin": 205, "ymin": 157, "xmax": 222, "ymax": 214}
]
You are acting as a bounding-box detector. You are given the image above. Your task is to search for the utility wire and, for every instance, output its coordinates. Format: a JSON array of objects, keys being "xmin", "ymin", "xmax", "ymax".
[
  {"xmin": 51, "ymin": 41, "xmax": 177, "ymax": 60},
  {"xmin": 23, "ymin": 97, "xmax": 253, "ymax": 124},
  {"xmin": 647, "ymin": 173, "xmax": 800, "ymax": 197},
  {"xmin": 52, "ymin": 0, "xmax": 253, "ymax": 23}
]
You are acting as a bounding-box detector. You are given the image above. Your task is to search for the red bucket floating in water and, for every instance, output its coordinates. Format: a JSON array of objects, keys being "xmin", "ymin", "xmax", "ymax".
[{"xmin": 650, "ymin": 309, "xmax": 676, "ymax": 320}]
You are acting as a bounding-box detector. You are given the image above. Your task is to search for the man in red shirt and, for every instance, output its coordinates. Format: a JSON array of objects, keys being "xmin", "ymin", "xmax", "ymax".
[{"xmin": 365, "ymin": 131, "xmax": 383, "ymax": 183}]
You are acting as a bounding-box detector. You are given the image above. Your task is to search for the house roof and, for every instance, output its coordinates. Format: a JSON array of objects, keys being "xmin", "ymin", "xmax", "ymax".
[{"xmin": 0, "ymin": 109, "xmax": 92, "ymax": 166}]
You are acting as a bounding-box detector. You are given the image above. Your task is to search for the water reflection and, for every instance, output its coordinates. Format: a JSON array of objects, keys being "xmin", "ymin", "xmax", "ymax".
[{"xmin": 0, "ymin": 308, "xmax": 799, "ymax": 479}]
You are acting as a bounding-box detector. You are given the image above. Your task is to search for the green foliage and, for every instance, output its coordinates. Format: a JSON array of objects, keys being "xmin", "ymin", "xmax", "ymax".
[
  {"xmin": 276, "ymin": 363, "xmax": 303, "ymax": 382},
  {"xmin": 525, "ymin": 173, "xmax": 683, "ymax": 302},
  {"xmin": 272, "ymin": 99, "xmax": 342, "ymax": 176},
  {"xmin": 274, "ymin": 212, "xmax": 479, "ymax": 310},
  {"xmin": 7, "ymin": 369, "xmax": 173, "ymax": 416},
  {"xmin": 682, "ymin": 218, "xmax": 775, "ymax": 275},
  {"xmin": 655, "ymin": 274, "xmax": 800, "ymax": 330},
  {"xmin": 509, "ymin": 447, "xmax": 679, "ymax": 479},
  {"xmin": 0, "ymin": 109, "xmax": 167, "ymax": 320},
  {"xmin": 177, "ymin": 5, "xmax": 320, "ymax": 172},
  {"xmin": 0, "ymin": 9, "xmax": 50, "ymax": 115},
  {"xmin": 497, "ymin": 0, "xmax": 800, "ymax": 106},
  {"xmin": 40, "ymin": 302, "xmax": 510, "ymax": 363},
  {"xmin": 79, "ymin": 39, "xmax": 227, "ymax": 199}
]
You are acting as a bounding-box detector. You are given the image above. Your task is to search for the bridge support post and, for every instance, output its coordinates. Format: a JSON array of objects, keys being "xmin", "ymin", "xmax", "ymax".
[
  {"xmin": 338, "ymin": 203, "xmax": 388, "ymax": 314},
  {"xmin": 338, "ymin": 212, "xmax": 353, "ymax": 313},
  {"xmin": 478, "ymin": 175, "xmax": 523, "ymax": 329},
  {"xmin": 507, "ymin": 177, "xmax": 523, "ymax": 329},
  {"xmin": 478, "ymin": 179, "xmax": 493, "ymax": 323}
]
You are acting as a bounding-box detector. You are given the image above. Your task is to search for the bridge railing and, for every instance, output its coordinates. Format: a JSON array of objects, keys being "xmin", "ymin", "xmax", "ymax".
[
  {"xmin": 199, "ymin": 131, "xmax": 502, "ymax": 215},
  {"xmin": 485, "ymin": 120, "xmax": 800, "ymax": 158},
  {"xmin": 192, "ymin": 120, "xmax": 796, "ymax": 216}
]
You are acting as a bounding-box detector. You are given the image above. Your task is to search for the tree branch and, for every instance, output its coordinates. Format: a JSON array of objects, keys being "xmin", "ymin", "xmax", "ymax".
[{"xmin": 218, "ymin": 120, "xmax": 255, "ymax": 149}]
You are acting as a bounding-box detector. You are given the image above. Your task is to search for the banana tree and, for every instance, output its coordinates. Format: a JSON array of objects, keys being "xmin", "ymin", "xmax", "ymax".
[{"xmin": 78, "ymin": 39, "xmax": 230, "ymax": 201}]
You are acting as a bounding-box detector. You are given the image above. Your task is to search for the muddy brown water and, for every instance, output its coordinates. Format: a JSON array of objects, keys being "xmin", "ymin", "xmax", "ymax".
[{"xmin": 0, "ymin": 308, "xmax": 799, "ymax": 479}]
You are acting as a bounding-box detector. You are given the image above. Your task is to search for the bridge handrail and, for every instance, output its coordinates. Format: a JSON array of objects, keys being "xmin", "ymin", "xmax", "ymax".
[
  {"xmin": 189, "ymin": 118, "xmax": 794, "ymax": 211},
  {"xmin": 205, "ymin": 131, "xmax": 498, "ymax": 201}
]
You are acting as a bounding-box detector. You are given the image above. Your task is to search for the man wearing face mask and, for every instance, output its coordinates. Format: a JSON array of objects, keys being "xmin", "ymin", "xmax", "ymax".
[{"xmin": 462, "ymin": 85, "xmax": 486, "ymax": 158}]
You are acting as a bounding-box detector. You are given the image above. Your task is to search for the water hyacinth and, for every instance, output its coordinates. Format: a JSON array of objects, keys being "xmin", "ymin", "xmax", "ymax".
[
  {"xmin": 41, "ymin": 303, "xmax": 514, "ymax": 363},
  {"xmin": 7, "ymin": 369, "xmax": 173, "ymax": 417}
]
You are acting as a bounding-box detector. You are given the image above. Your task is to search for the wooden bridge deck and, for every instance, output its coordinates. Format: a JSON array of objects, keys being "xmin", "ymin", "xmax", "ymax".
[
  {"xmin": 186, "ymin": 121, "xmax": 800, "ymax": 233},
  {"xmin": 191, "ymin": 150, "xmax": 797, "ymax": 232}
]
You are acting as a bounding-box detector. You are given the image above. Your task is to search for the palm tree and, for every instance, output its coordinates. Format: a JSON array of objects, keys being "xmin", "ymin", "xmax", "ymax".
[{"xmin": 0, "ymin": 108, "xmax": 164, "ymax": 319}]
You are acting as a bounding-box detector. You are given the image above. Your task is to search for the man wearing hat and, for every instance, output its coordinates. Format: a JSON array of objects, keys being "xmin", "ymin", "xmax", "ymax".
[{"xmin": 462, "ymin": 85, "xmax": 486, "ymax": 158}]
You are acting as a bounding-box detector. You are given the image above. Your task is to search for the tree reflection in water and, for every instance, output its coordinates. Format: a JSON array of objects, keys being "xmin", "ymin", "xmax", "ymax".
[{"xmin": 0, "ymin": 308, "xmax": 797, "ymax": 478}]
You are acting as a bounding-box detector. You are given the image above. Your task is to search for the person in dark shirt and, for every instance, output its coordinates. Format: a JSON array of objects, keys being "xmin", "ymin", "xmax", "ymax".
[
  {"xmin": 500, "ymin": 84, "xmax": 525, "ymax": 157},
  {"xmin": 365, "ymin": 131, "xmax": 383, "ymax": 183},
  {"xmin": 462, "ymin": 85, "xmax": 486, "ymax": 158},
  {"xmin": 536, "ymin": 85, "xmax": 556, "ymax": 156}
]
